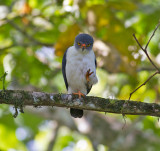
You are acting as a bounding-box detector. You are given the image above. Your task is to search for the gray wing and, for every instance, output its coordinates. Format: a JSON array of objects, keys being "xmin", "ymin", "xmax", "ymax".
[
  {"xmin": 62, "ymin": 49, "xmax": 68, "ymax": 90},
  {"xmin": 86, "ymin": 58, "xmax": 97, "ymax": 94},
  {"xmin": 95, "ymin": 59, "xmax": 97, "ymax": 68}
]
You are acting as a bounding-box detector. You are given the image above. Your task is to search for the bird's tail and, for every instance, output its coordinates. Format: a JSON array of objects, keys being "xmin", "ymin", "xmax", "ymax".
[{"xmin": 70, "ymin": 108, "xmax": 83, "ymax": 118}]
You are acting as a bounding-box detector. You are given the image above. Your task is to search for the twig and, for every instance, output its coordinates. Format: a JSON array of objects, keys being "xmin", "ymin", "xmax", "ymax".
[
  {"xmin": 0, "ymin": 44, "xmax": 15, "ymax": 51},
  {"xmin": 129, "ymin": 24, "xmax": 160, "ymax": 100},
  {"xmin": 145, "ymin": 23, "xmax": 160, "ymax": 50},
  {"xmin": 47, "ymin": 126, "xmax": 59, "ymax": 151},
  {"xmin": 129, "ymin": 71, "xmax": 160, "ymax": 100},
  {"xmin": 6, "ymin": 19, "xmax": 53, "ymax": 47},
  {"xmin": 133, "ymin": 34, "xmax": 160, "ymax": 72},
  {"xmin": 122, "ymin": 114, "xmax": 127, "ymax": 130},
  {"xmin": 137, "ymin": 67, "xmax": 157, "ymax": 72},
  {"xmin": 0, "ymin": 44, "xmax": 16, "ymax": 54},
  {"xmin": 13, "ymin": 107, "xmax": 18, "ymax": 118},
  {"xmin": 0, "ymin": 72, "xmax": 8, "ymax": 90}
]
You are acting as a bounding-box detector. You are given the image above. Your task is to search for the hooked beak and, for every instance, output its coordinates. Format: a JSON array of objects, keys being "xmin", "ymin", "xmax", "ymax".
[{"xmin": 81, "ymin": 44, "xmax": 86, "ymax": 51}]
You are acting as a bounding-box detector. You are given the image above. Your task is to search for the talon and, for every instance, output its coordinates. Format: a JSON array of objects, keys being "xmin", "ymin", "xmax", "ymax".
[
  {"xmin": 73, "ymin": 91, "xmax": 85, "ymax": 98},
  {"xmin": 86, "ymin": 69, "xmax": 94, "ymax": 82}
]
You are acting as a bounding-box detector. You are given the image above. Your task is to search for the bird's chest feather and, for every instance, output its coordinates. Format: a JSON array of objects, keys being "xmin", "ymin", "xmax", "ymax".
[{"xmin": 66, "ymin": 47, "xmax": 95, "ymax": 90}]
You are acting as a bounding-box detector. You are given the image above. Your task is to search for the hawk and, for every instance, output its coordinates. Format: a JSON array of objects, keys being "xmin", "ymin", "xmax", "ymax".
[{"xmin": 62, "ymin": 33, "xmax": 98, "ymax": 118}]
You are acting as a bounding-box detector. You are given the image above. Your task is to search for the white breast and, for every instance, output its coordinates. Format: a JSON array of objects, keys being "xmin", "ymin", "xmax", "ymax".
[{"xmin": 66, "ymin": 46, "xmax": 97, "ymax": 94}]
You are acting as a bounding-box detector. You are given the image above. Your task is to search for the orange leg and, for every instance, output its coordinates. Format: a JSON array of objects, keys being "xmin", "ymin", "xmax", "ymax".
[
  {"xmin": 86, "ymin": 69, "xmax": 94, "ymax": 82},
  {"xmin": 73, "ymin": 91, "xmax": 85, "ymax": 98}
]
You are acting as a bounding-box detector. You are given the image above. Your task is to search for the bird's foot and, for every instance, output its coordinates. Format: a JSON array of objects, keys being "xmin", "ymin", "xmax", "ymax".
[
  {"xmin": 73, "ymin": 91, "xmax": 85, "ymax": 98},
  {"xmin": 86, "ymin": 69, "xmax": 94, "ymax": 82}
]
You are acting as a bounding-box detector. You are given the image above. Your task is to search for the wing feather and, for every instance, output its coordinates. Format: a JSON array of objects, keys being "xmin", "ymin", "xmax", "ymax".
[{"xmin": 62, "ymin": 49, "xmax": 68, "ymax": 90}]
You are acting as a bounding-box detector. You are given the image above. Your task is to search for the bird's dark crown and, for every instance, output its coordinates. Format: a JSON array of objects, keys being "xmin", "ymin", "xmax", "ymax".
[{"xmin": 74, "ymin": 33, "xmax": 94, "ymax": 51}]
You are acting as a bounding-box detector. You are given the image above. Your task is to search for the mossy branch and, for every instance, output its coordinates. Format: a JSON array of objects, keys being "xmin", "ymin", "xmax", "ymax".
[{"xmin": 0, "ymin": 90, "xmax": 160, "ymax": 117}]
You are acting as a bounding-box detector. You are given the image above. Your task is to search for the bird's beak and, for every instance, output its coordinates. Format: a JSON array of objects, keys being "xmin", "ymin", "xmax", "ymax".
[{"xmin": 81, "ymin": 44, "xmax": 86, "ymax": 51}]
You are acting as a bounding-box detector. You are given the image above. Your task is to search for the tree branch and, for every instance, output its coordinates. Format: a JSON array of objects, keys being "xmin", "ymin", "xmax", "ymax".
[
  {"xmin": 129, "ymin": 23, "xmax": 160, "ymax": 100},
  {"xmin": 129, "ymin": 71, "xmax": 160, "ymax": 100},
  {"xmin": 6, "ymin": 19, "xmax": 53, "ymax": 47},
  {"xmin": 133, "ymin": 33, "xmax": 160, "ymax": 72},
  {"xmin": 1, "ymin": 90, "xmax": 160, "ymax": 117},
  {"xmin": 0, "ymin": 44, "xmax": 15, "ymax": 52}
]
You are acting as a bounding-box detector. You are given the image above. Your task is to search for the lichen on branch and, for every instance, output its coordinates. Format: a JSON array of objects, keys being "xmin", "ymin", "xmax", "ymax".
[{"xmin": 0, "ymin": 90, "xmax": 160, "ymax": 118}]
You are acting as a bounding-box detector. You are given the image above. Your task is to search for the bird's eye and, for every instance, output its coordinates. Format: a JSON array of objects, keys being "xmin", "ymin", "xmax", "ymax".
[
  {"xmin": 78, "ymin": 42, "xmax": 81, "ymax": 46},
  {"xmin": 87, "ymin": 44, "xmax": 91, "ymax": 47}
]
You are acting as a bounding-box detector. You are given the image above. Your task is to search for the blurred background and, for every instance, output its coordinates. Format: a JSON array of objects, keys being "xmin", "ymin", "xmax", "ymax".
[{"xmin": 0, "ymin": 0, "xmax": 160, "ymax": 151}]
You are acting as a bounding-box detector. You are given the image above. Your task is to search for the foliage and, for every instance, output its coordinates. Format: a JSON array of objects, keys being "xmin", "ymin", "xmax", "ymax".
[{"xmin": 0, "ymin": 0, "xmax": 160, "ymax": 150}]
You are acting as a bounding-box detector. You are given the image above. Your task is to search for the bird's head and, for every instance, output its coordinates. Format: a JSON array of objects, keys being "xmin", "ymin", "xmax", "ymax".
[{"xmin": 74, "ymin": 33, "xmax": 94, "ymax": 52}]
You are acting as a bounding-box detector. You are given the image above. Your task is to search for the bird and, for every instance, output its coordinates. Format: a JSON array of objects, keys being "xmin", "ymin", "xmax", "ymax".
[{"xmin": 62, "ymin": 33, "xmax": 98, "ymax": 118}]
